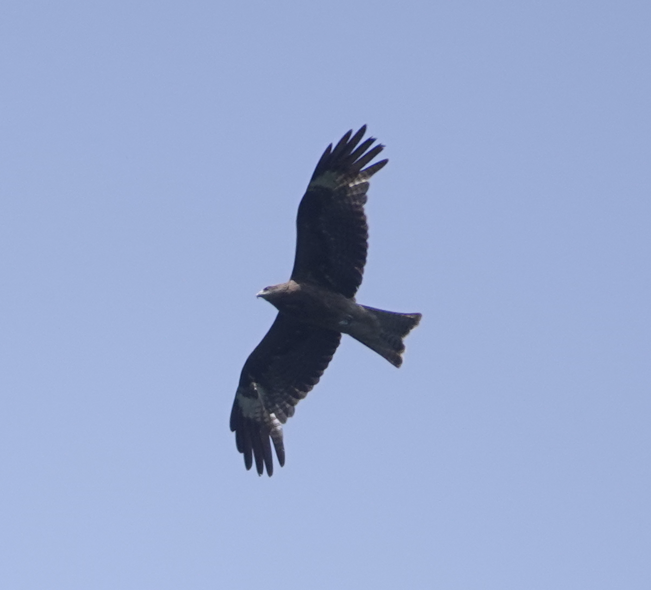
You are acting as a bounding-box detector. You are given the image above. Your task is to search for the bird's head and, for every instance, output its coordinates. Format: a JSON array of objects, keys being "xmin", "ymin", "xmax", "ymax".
[
  {"xmin": 256, "ymin": 283, "xmax": 282, "ymax": 301},
  {"xmin": 256, "ymin": 281, "xmax": 296, "ymax": 305}
]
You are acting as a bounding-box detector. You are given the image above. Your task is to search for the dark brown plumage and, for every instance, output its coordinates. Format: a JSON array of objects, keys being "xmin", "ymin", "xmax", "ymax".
[{"xmin": 230, "ymin": 126, "xmax": 421, "ymax": 476}]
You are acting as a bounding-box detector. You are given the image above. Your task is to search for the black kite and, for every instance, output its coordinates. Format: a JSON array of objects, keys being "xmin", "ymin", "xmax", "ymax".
[{"xmin": 230, "ymin": 126, "xmax": 421, "ymax": 475}]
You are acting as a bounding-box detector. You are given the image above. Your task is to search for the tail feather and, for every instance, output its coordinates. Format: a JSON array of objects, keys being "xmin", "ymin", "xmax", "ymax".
[{"xmin": 354, "ymin": 305, "xmax": 422, "ymax": 367}]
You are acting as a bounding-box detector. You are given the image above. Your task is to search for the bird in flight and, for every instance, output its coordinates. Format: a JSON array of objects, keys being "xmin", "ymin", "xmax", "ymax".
[{"xmin": 230, "ymin": 126, "xmax": 421, "ymax": 476}]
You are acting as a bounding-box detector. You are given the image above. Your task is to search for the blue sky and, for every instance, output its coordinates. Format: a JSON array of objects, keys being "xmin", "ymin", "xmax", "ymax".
[{"xmin": 1, "ymin": 1, "xmax": 650, "ymax": 588}]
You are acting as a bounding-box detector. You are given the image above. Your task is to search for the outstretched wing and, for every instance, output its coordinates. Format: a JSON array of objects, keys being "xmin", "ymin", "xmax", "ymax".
[
  {"xmin": 291, "ymin": 126, "xmax": 388, "ymax": 298},
  {"xmin": 230, "ymin": 314, "xmax": 341, "ymax": 476}
]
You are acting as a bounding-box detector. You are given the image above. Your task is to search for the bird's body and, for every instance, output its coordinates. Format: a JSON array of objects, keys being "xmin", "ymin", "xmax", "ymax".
[
  {"xmin": 230, "ymin": 126, "xmax": 421, "ymax": 476},
  {"xmin": 258, "ymin": 281, "xmax": 354, "ymax": 330},
  {"xmin": 258, "ymin": 281, "xmax": 420, "ymax": 367}
]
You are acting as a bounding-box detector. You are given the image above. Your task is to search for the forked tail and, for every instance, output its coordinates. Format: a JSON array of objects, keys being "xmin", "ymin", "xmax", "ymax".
[{"xmin": 355, "ymin": 305, "xmax": 422, "ymax": 367}]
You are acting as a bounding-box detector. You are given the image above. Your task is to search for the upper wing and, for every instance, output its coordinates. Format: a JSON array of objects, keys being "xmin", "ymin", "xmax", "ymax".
[
  {"xmin": 290, "ymin": 126, "xmax": 388, "ymax": 298},
  {"xmin": 230, "ymin": 314, "xmax": 341, "ymax": 476}
]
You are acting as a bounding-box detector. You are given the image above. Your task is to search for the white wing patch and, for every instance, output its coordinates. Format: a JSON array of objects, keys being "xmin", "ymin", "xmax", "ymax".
[
  {"xmin": 236, "ymin": 391, "xmax": 265, "ymax": 420},
  {"xmin": 236, "ymin": 383, "xmax": 285, "ymax": 453},
  {"xmin": 308, "ymin": 171, "xmax": 339, "ymax": 190},
  {"xmin": 269, "ymin": 412, "xmax": 282, "ymax": 432},
  {"xmin": 349, "ymin": 176, "xmax": 368, "ymax": 187},
  {"xmin": 309, "ymin": 171, "xmax": 369, "ymax": 191},
  {"xmin": 237, "ymin": 383, "xmax": 283, "ymax": 428}
]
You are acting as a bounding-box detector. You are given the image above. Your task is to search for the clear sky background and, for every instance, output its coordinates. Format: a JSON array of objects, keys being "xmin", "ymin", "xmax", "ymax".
[{"xmin": 1, "ymin": 1, "xmax": 650, "ymax": 588}]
